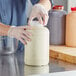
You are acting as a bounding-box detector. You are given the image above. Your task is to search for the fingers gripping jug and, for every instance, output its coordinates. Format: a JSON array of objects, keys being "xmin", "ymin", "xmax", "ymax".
[{"xmin": 24, "ymin": 21, "xmax": 49, "ymax": 66}]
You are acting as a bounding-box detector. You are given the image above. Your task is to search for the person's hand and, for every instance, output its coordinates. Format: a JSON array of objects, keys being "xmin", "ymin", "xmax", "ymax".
[
  {"xmin": 28, "ymin": 4, "xmax": 49, "ymax": 26},
  {"xmin": 8, "ymin": 26, "xmax": 32, "ymax": 45}
]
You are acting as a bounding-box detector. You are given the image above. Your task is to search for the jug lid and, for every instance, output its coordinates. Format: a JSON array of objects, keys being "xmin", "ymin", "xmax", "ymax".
[
  {"xmin": 30, "ymin": 21, "xmax": 43, "ymax": 26},
  {"xmin": 53, "ymin": 5, "xmax": 64, "ymax": 10},
  {"xmin": 71, "ymin": 7, "xmax": 76, "ymax": 11}
]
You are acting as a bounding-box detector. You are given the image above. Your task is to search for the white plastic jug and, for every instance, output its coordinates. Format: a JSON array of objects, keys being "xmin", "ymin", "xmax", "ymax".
[{"xmin": 24, "ymin": 21, "xmax": 49, "ymax": 66}]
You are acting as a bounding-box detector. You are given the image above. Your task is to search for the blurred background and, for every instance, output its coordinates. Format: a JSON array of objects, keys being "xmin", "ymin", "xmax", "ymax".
[{"xmin": 53, "ymin": 0, "xmax": 76, "ymax": 13}]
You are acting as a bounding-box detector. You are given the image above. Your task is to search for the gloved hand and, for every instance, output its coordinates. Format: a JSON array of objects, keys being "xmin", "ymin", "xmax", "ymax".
[
  {"xmin": 28, "ymin": 4, "xmax": 49, "ymax": 26},
  {"xmin": 8, "ymin": 26, "xmax": 32, "ymax": 45}
]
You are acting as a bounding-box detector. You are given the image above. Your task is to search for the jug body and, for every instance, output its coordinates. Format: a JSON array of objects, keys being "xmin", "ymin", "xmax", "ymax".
[
  {"xmin": 47, "ymin": 5, "xmax": 66, "ymax": 45},
  {"xmin": 0, "ymin": 36, "xmax": 18, "ymax": 54},
  {"xmin": 66, "ymin": 7, "xmax": 76, "ymax": 47},
  {"xmin": 24, "ymin": 22, "xmax": 49, "ymax": 66}
]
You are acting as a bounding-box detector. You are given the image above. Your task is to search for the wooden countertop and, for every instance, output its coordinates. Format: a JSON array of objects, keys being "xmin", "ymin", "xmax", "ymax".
[{"xmin": 50, "ymin": 45, "xmax": 76, "ymax": 64}]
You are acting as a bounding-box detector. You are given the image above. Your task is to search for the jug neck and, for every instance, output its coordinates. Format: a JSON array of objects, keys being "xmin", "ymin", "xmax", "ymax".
[{"xmin": 53, "ymin": 9, "xmax": 63, "ymax": 11}]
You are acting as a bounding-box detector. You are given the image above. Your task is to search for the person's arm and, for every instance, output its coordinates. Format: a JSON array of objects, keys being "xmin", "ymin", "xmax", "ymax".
[
  {"xmin": 0, "ymin": 22, "xmax": 10, "ymax": 36},
  {"xmin": 0, "ymin": 22, "xmax": 32, "ymax": 44},
  {"xmin": 39, "ymin": 0, "xmax": 51, "ymax": 11}
]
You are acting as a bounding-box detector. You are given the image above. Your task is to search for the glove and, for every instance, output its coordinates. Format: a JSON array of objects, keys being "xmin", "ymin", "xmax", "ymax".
[
  {"xmin": 28, "ymin": 4, "xmax": 49, "ymax": 26},
  {"xmin": 8, "ymin": 26, "xmax": 32, "ymax": 45}
]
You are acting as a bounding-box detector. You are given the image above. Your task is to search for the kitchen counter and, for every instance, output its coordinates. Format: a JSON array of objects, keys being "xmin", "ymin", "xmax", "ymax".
[
  {"xmin": 0, "ymin": 51, "xmax": 76, "ymax": 76},
  {"xmin": 29, "ymin": 71, "xmax": 76, "ymax": 76}
]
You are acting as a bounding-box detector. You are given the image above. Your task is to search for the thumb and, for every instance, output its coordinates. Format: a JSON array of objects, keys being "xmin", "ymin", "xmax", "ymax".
[
  {"xmin": 28, "ymin": 16, "xmax": 33, "ymax": 26},
  {"xmin": 37, "ymin": 14, "xmax": 43, "ymax": 25}
]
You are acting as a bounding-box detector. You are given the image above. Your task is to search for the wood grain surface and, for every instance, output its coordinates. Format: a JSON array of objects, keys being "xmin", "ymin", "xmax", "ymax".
[{"xmin": 50, "ymin": 45, "xmax": 76, "ymax": 64}]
